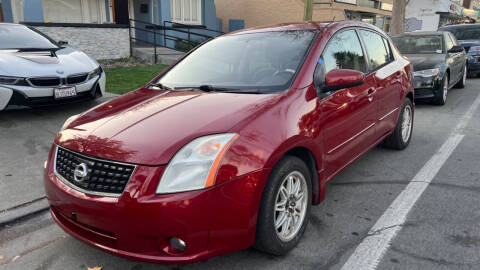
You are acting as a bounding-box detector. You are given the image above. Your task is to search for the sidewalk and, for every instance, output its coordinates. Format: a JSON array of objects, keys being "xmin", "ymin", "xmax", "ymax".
[{"xmin": 0, "ymin": 93, "xmax": 117, "ymax": 225}]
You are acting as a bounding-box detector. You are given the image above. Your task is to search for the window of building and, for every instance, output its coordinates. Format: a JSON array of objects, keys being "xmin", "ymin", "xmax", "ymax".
[
  {"xmin": 359, "ymin": 30, "xmax": 390, "ymax": 71},
  {"xmin": 42, "ymin": 0, "xmax": 107, "ymax": 23},
  {"xmin": 357, "ymin": 0, "xmax": 379, "ymax": 9},
  {"xmin": 380, "ymin": 2, "xmax": 393, "ymax": 11},
  {"xmin": 323, "ymin": 30, "xmax": 367, "ymax": 73},
  {"xmin": 170, "ymin": 0, "xmax": 202, "ymax": 25}
]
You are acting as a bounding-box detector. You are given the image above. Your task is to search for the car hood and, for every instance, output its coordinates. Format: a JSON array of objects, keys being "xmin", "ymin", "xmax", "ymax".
[
  {"xmin": 404, "ymin": 54, "xmax": 445, "ymax": 72},
  {"xmin": 56, "ymin": 89, "xmax": 279, "ymax": 165},
  {"xmin": 0, "ymin": 47, "xmax": 98, "ymax": 77}
]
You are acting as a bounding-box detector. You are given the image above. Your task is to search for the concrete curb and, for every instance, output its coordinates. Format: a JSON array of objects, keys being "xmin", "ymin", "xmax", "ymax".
[{"xmin": 0, "ymin": 197, "xmax": 50, "ymax": 227}]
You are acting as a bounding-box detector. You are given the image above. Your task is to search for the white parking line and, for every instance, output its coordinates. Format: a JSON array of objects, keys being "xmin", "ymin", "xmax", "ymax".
[{"xmin": 340, "ymin": 92, "xmax": 480, "ymax": 270}]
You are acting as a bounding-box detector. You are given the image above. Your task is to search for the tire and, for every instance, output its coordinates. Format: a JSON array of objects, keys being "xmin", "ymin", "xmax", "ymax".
[
  {"xmin": 433, "ymin": 75, "xmax": 448, "ymax": 105},
  {"xmin": 254, "ymin": 156, "xmax": 312, "ymax": 255},
  {"xmin": 454, "ymin": 65, "xmax": 467, "ymax": 89},
  {"xmin": 383, "ymin": 98, "xmax": 414, "ymax": 150}
]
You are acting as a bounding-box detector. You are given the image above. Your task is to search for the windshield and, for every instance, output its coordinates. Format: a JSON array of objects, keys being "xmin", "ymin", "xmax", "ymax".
[
  {"xmin": 0, "ymin": 24, "xmax": 58, "ymax": 50},
  {"xmin": 445, "ymin": 28, "xmax": 480, "ymax": 40},
  {"xmin": 157, "ymin": 31, "xmax": 316, "ymax": 92},
  {"xmin": 392, "ymin": 35, "xmax": 443, "ymax": 54}
]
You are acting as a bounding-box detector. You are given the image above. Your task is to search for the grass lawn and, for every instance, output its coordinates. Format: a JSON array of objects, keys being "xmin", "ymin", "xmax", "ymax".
[{"xmin": 104, "ymin": 64, "xmax": 168, "ymax": 95}]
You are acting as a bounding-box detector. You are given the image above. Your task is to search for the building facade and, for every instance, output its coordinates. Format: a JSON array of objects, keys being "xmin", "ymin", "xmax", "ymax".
[
  {"xmin": 0, "ymin": 0, "xmax": 222, "ymax": 59},
  {"xmin": 406, "ymin": 0, "xmax": 478, "ymax": 32},
  {"xmin": 215, "ymin": 0, "xmax": 393, "ymax": 33}
]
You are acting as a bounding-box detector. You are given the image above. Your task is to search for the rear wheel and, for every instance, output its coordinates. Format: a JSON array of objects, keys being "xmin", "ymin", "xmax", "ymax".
[
  {"xmin": 454, "ymin": 65, "xmax": 467, "ymax": 88},
  {"xmin": 383, "ymin": 98, "xmax": 414, "ymax": 150},
  {"xmin": 433, "ymin": 75, "xmax": 448, "ymax": 105},
  {"xmin": 254, "ymin": 156, "xmax": 311, "ymax": 255}
]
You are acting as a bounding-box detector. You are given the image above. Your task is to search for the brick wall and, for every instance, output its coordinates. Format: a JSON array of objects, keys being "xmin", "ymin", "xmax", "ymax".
[
  {"xmin": 32, "ymin": 25, "xmax": 130, "ymax": 60},
  {"xmin": 215, "ymin": 0, "xmax": 392, "ymax": 32}
]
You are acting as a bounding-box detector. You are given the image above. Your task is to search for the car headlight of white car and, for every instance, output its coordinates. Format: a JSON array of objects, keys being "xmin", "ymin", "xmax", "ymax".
[
  {"xmin": 413, "ymin": 68, "xmax": 440, "ymax": 78},
  {"xmin": 87, "ymin": 66, "xmax": 103, "ymax": 81},
  {"xmin": 0, "ymin": 75, "xmax": 27, "ymax": 86},
  {"xmin": 156, "ymin": 133, "xmax": 239, "ymax": 194}
]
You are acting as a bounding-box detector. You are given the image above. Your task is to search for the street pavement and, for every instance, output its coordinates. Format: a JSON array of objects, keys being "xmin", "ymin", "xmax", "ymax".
[{"xmin": 1, "ymin": 80, "xmax": 480, "ymax": 270}]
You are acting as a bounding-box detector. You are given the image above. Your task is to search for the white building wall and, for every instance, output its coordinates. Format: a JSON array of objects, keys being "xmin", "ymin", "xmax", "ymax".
[{"xmin": 405, "ymin": 0, "xmax": 441, "ymax": 31}]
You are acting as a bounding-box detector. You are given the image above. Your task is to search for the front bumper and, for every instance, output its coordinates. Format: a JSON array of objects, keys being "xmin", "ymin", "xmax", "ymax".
[
  {"xmin": 413, "ymin": 75, "xmax": 442, "ymax": 100},
  {"xmin": 0, "ymin": 72, "xmax": 106, "ymax": 110},
  {"xmin": 44, "ymin": 145, "xmax": 266, "ymax": 264}
]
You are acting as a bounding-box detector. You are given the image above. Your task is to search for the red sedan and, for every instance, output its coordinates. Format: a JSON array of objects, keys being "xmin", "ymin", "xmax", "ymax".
[{"xmin": 44, "ymin": 21, "xmax": 414, "ymax": 264}]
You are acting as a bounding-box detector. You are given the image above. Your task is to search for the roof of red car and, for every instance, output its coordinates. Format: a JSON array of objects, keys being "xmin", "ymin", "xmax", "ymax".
[{"xmin": 225, "ymin": 20, "xmax": 381, "ymax": 36}]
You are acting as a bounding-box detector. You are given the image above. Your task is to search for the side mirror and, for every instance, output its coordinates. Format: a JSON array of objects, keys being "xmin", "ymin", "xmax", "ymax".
[
  {"xmin": 58, "ymin": 40, "xmax": 69, "ymax": 46},
  {"xmin": 322, "ymin": 69, "xmax": 365, "ymax": 92},
  {"xmin": 448, "ymin": 45, "xmax": 464, "ymax": 53}
]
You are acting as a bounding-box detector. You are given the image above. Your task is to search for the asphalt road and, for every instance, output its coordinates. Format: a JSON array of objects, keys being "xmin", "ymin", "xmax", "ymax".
[{"xmin": 1, "ymin": 80, "xmax": 480, "ymax": 270}]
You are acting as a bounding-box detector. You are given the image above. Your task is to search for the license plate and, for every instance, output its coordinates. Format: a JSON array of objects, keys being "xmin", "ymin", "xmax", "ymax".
[{"xmin": 54, "ymin": 87, "xmax": 77, "ymax": 99}]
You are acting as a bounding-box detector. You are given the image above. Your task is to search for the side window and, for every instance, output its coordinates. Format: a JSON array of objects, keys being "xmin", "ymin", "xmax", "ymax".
[
  {"xmin": 359, "ymin": 30, "xmax": 390, "ymax": 71},
  {"xmin": 448, "ymin": 33, "xmax": 459, "ymax": 46},
  {"xmin": 382, "ymin": 37, "xmax": 393, "ymax": 61},
  {"xmin": 322, "ymin": 30, "xmax": 367, "ymax": 73},
  {"xmin": 445, "ymin": 34, "xmax": 454, "ymax": 51}
]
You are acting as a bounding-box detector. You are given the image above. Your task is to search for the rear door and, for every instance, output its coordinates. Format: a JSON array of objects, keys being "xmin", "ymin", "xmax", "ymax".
[
  {"xmin": 358, "ymin": 29, "xmax": 402, "ymax": 139},
  {"xmin": 445, "ymin": 32, "xmax": 461, "ymax": 84},
  {"xmin": 319, "ymin": 29, "xmax": 377, "ymax": 178}
]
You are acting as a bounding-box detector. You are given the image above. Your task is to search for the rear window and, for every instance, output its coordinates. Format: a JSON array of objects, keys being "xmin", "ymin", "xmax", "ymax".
[{"xmin": 0, "ymin": 25, "xmax": 58, "ymax": 50}]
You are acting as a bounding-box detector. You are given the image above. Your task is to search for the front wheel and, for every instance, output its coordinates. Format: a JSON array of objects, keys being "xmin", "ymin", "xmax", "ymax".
[
  {"xmin": 454, "ymin": 65, "xmax": 467, "ymax": 89},
  {"xmin": 433, "ymin": 75, "xmax": 448, "ymax": 105},
  {"xmin": 383, "ymin": 98, "xmax": 414, "ymax": 150},
  {"xmin": 254, "ymin": 156, "xmax": 311, "ymax": 255}
]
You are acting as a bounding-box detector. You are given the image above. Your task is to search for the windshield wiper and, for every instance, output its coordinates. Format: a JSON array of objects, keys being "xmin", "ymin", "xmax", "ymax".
[
  {"xmin": 175, "ymin": 85, "xmax": 261, "ymax": 94},
  {"xmin": 147, "ymin": 83, "xmax": 173, "ymax": 90}
]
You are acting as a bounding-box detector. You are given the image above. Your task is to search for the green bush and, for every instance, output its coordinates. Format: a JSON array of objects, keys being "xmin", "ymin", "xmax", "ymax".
[{"xmin": 175, "ymin": 39, "xmax": 202, "ymax": 52}]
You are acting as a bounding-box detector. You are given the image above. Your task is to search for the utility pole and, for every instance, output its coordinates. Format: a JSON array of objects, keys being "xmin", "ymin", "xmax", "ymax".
[{"xmin": 304, "ymin": 0, "xmax": 313, "ymax": 21}]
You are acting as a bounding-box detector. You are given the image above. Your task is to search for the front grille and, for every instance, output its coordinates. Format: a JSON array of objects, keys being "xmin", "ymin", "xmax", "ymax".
[
  {"xmin": 28, "ymin": 77, "xmax": 61, "ymax": 87},
  {"xmin": 55, "ymin": 147, "xmax": 135, "ymax": 196},
  {"xmin": 67, "ymin": 73, "xmax": 88, "ymax": 85}
]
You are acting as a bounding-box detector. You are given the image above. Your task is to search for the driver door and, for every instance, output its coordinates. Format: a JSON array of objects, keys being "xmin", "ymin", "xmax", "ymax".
[{"xmin": 318, "ymin": 29, "xmax": 377, "ymax": 179}]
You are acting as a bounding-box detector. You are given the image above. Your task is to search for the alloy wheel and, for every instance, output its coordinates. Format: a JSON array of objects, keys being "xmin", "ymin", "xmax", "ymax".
[
  {"xmin": 443, "ymin": 77, "xmax": 448, "ymax": 103},
  {"xmin": 401, "ymin": 104, "xmax": 413, "ymax": 143},
  {"xmin": 274, "ymin": 171, "xmax": 308, "ymax": 242}
]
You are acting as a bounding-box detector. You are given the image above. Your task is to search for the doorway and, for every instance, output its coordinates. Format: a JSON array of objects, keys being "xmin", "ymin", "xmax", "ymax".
[
  {"xmin": 0, "ymin": 4, "xmax": 3, "ymax": 22},
  {"xmin": 113, "ymin": 0, "xmax": 129, "ymax": 24}
]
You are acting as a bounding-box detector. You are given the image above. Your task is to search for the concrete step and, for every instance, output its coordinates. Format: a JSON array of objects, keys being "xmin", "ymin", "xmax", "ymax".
[{"xmin": 132, "ymin": 46, "xmax": 185, "ymax": 65}]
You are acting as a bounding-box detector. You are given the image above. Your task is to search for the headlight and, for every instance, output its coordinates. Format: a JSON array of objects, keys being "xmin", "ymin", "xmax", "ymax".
[
  {"xmin": 0, "ymin": 76, "xmax": 28, "ymax": 86},
  {"xmin": 156, "ymin": 133, "xmax": 239, "ymax": 194},
  {"xmin": 413, "ymin": 68, "xmax": 440, "ymax": 78},
  {"xmin": 87, "ymin": 66, "xmax": 103, "ymax": 80},
  {"xmin": 60, "ymin": 114, "xmax": 80, "ymax": 131}
]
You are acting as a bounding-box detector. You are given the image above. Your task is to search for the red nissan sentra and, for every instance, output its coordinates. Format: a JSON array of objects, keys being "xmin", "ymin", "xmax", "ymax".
[{"xmin": 44, "ymin": 21, "xmax": 414, "ymax": 264}]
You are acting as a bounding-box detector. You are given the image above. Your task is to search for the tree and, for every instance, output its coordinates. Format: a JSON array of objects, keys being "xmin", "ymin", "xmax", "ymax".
[{"xmin": 391, "ymin": 0, "xmax": 411, "ymax": 35}]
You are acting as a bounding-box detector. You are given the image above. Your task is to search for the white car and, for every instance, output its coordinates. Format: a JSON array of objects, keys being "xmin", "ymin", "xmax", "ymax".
[{"xmin": 0, "ymin": 23, "xmax": 106, "ymax": 110}]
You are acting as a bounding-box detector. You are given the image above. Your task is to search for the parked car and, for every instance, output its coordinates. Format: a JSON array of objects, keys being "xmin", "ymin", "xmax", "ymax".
[
  {"xmin": 392, "ymin": 31, "xmax": 467, "ymax": 105},
  {"xmin": 439, "ymin": 24, "xmax": 480, "ymax": 77},
  {"xmin": 44, "ymin": 21, "xmax": 414, "ymax": 264},
  {"xmin": 0, "ymin": 23, "xmax": 105, "ymax": 110}
]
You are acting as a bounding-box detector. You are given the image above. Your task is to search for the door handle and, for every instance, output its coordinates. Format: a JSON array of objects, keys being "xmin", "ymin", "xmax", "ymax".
[{"xmin": 367, "ymin": 87, "xmax": 376, "ymax": 102}]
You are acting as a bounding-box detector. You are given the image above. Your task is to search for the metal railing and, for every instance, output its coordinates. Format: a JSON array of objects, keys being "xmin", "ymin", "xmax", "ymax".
[{"xmin": 128, "ymin": 19, "xmax": 223, "ymax": 64}]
